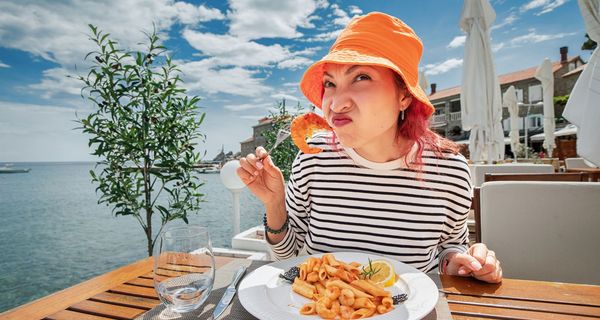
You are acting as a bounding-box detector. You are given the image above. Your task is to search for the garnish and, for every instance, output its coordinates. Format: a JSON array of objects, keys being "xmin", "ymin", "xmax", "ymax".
[
  {"xmin": 360, "ymin": 258, "xmax": 381, "ymax": 279},
  {"xmin": 392, "ymin": 293, "xmax": 408, "ymax": 304},
  {"xmin": 279, "ymin": 266, "xmax": 300, "ymax": 283}
]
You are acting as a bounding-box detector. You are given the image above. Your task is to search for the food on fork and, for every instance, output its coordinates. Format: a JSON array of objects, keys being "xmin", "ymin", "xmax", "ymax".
[
  {"xmin": 290, "ymin": 113, "xmax": 332, "ymax": 154},
  {"xmin": 287, "ymin": 254, "xmax": 398, "ymax": 319}
]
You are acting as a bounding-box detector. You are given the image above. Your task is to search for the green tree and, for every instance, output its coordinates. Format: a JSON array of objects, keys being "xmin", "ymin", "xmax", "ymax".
[
  {"xmin": 262, "ymin": 100, "xmax": 304, "ymax": 181},
  {"xmin": 75, "ymin": 25, "xmax": 206, "ymax": 256},
  {"xmin": 582, "ymin": 33, "xmax": 597, "ymax": 51}
]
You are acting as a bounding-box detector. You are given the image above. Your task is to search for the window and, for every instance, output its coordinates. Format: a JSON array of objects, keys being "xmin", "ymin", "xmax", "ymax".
[
  {"xmin": 569, "ymin": 62, "xmax": 575, "ymax": 71},
  {"xmin": 450, "ymin": 100, "xmax": 461, "ymax": 113},
  {"xmin": 503, "ymin": 118, "xmax": 511, "ymax": 131},
  {"xmin": 528, "ymin": 84, "xmax": 542, "ymax": 103},
  {"xmin": 434, "ymin": 104, "xmax": 444, "ymax": 115},
  {"xmin": 528, "ymin": 115, "xmax": 542, "ymax": 128}
]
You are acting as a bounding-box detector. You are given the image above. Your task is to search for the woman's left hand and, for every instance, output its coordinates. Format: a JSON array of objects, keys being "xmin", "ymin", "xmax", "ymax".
[{"xmin": 445, "ymin": 243, "xmax": 502, "ymax": 283}]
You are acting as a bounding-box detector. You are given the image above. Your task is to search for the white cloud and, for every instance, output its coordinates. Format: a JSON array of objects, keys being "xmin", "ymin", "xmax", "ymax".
[
  {"xmin": 271, "ymin": 93, "xmax": 300, "ymax": 101},
  {"xmin": 283, "ymin": 82, "xmax": 300, "ymax": 87},
  {"xmin": 183, "ymin": 30, "xmax": 290, "ymax": 67},
  {"xmin": 520, "ymin": 0, "xmax": 568, "ymax": 15},
  {"xmin": 304, "ymin": 29, "xmax": 343, "ymax": 42},
  {"xmin": 173, "ymin": 1, "xmax": 225, "ymax": 25},
  {"xmin": 28, "ymin": 67, "xmax": 82, "ymax": 99},
  {"xmin": 177, "ymin": 59, "xmax": 271, "ymax": 97},
  {"xmin": 331, "ymin": 4, "xmax": 352, "ymax": 26},
  {"xmin": 348, "ymin": 5, "xmax": 363, "ymax": 15},
  {"xmin": 316, "ymin": 0, "xmax": 329, "ymax": 9},
  {"xmin": 0, "ymin": 0, "xmax": 224, "ymax": 100},
  {"xmin": 223, "ymin": 102, "xmax": 272, "ymax": 112},
  {"xmin": 0, "ymin": 60, "xmax": 9, "ymax": 68},
  {"xmin": 447, "ymin": 35, "xmax": 466, "ymax": 48},
  {"xmin": 510, "ymin": 30, "xmax": 577, "ymax": 45},
  {"xmin": 424, "ymin": 58, "xmax": 463, "ymax": 75},
  {"xmin": 491, "ymin": 12, "xmax": 518, "ymax": 30},
  {"xmin": 277, "ymin": 57, "xmax": 313, "ymax": 70},
  {"xmin": 227, "ymin": 0, "xmax": 319, "ymax": 40}
]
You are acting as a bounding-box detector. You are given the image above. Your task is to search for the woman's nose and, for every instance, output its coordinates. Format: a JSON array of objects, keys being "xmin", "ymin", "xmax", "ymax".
[{"xmin": 328, "ymin": 90, "xmax": 353, "ymax": 113}]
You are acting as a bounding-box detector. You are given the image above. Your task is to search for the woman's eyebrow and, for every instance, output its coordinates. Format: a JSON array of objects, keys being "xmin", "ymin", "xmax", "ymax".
[{"xmin": 324, "ymin": 65, "xmax": 375, "ymax": 79}]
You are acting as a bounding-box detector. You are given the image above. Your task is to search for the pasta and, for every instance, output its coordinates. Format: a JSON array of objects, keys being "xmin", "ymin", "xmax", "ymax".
[{"xmin": 290, "ymin": 254, "xmax": 396, "ymax": 319}]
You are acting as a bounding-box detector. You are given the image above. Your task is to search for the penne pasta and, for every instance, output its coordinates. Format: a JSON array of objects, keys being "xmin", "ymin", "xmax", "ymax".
[
  {"xmin": 291, "ymin": 255, "xmax": 394, "ymax": 319},
  {"xmin": 351, "ymin": 279, "xmax": 391, "ymax": 297}
]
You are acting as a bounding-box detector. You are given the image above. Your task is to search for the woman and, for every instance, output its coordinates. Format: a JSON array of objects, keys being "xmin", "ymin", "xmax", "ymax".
[{"xmin": 237, "ymin": 12, "xmax": 502, "ymax": 283}]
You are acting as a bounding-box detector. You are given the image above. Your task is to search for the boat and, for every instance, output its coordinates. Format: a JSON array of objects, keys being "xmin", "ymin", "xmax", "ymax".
[{"xmin": 0, "ymin": 165, "xmax": 31, "ymax": 174}]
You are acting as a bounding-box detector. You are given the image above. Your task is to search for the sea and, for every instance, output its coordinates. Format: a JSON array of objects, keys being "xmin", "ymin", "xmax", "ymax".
[{"xmin": 0, "ymin": 162, "xmax": 264, "ymax": 313}]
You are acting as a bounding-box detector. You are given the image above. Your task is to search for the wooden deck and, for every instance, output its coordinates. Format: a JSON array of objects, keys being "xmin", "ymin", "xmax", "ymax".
[{"xmin": 1, "ymin": 256, "xmax": 599, "ymax": 320}]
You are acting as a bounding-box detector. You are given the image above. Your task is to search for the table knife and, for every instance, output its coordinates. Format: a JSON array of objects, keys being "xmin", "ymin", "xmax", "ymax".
[{"xmin": 212, "ymin": 265, "xmax": 247, "ymax": 320}]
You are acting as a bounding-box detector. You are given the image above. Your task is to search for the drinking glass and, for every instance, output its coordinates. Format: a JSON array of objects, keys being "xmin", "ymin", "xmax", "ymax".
[{"xmin": 153, "ymin": 225, "xmax": 215, "ymax": 313}]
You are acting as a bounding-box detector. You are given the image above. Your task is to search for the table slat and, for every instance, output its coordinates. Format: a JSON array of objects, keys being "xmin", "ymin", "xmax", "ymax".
[
  {"xmin": 125, "ymin": 278, "xmax": 154, "ymax": 288},
  {"xmin": 109, "ymin": 284, "xmax": 158, "ymax": 299},
  {"xmin": 69, "ymin": 300, "xmax": 146, "ymax": 320},
  {"xmin": 447, "ymin": 293, "xmax": 600, "ymax": 318},
  {"xmin": 441, "ymin": 275, "xmax": 600, "ymax": 307},
  {"xmin": 89, "ymin": 292, "xmax": 159, "ymax": 310},
  {"xmin": 44, "ymin": 309, "xmax": 114, "ymax": 320}
]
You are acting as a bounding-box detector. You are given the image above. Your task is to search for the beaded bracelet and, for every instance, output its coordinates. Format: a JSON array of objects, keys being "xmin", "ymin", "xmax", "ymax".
[{"xmin": 263, "ymin": 214, "xmax": 289, "ymax": 234}]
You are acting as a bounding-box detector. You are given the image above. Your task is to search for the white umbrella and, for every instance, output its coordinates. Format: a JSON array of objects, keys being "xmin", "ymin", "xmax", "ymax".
[
  {"xmin": 418, "ymin": 70, "xmax": 429, "ymax": 94},
  {"xmin": 534, "ymin": 58, "xmax": 556, "ymax": 157},
  {"xmin": 503, "ymin": 85, "xmax": 520, "ymax": 159},
  {"xmin": 460, "ymin": 0, "xmax": 505, "ymax": 163},
  {"xmin": 563, "ymin": 0, "xmax": 600, "ymax": 166}
]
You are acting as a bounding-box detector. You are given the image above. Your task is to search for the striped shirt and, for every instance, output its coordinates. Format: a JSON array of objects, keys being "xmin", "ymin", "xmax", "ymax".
[{"xmin": 268, "ymin": 132, "xmax": 472, "ymax": 273}]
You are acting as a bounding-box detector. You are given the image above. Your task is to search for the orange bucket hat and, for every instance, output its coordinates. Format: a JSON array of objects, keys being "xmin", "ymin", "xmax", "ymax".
[{"xmin": 299, "ymin": 12, "xmax": 434, "ymax": 118}]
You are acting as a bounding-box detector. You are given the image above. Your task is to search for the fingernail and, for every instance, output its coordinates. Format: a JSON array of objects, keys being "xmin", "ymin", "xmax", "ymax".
[
  {"xmin": 254, "ymin": 171, "xmax": 259, "ymax": 176},
  {"xmin": 458, "ymin": 268, "xmax": 468, "ymax": 275},
  {"xmin": 471, "ymin": 261, "xmax": 482, "ymax": 271},
  {"xmin": 256, "ymin": 161, "xmax": 263, "ymax": 169}
]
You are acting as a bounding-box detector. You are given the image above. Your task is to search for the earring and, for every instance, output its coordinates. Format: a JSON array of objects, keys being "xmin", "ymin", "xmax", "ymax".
[{"xmin": 401, "ymin": 110, "xmax": 405, "ymax": 121}]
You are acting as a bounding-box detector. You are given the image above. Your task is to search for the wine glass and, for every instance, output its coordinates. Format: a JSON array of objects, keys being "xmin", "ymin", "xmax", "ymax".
[{"xmin": 153, "ymin": 225, "xmax": 215, "ymax": 313}]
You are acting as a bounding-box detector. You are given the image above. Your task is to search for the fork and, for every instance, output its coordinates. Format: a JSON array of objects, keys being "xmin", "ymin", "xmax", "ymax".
[{"xmin": 266, "ymin": 124, "xmax": 291, "ymax": 155}]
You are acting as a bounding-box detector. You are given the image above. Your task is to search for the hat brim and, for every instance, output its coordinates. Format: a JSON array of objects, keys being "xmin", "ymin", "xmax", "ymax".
[{"xmin": 300, "ymin": 49, "xmax": 434, "ymax": 118}]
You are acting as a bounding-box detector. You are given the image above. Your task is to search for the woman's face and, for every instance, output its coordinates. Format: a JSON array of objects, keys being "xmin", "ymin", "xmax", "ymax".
[{"xmin": 321, "ymin": 63, "xmax": 409, "ymax": 150}]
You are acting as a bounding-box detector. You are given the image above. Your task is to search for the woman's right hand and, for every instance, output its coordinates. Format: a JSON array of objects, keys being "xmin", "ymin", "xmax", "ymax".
[{"xmin": 237, "ymin": 146, "xmax": 285, "ymax": 206}]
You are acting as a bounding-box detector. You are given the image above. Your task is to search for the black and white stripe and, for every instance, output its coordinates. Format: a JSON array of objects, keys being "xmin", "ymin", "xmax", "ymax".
[{"xmin": 270, "ymin": 132, "xmax": 472, "ymax": 273}]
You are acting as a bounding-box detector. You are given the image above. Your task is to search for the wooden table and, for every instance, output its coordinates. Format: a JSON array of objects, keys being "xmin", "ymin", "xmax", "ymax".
[
  {"xmin": 567, "ymin": 168, "xmax": 600, "ymax": 182},
  {"xmin": 1, "ymin": 257, "xmax": 599, "ymax": 320}
]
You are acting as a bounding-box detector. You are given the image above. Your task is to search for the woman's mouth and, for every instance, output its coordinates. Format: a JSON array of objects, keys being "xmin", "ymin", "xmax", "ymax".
[{"xmin": 331, "ymin": 116, "xmax": 352, "ymax": 127}]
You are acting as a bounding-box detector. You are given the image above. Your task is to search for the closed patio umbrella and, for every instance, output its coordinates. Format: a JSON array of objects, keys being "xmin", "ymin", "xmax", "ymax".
[
  {"xmin": 563, "ymin": 0, "xmax": 600, "ymax": 166},
  {"xmin": 534, "ymin": 58, "xmax": 556, "ymax": 157},
  {"xmin": 460, "ymin": 0, "xmax": 505, "ymax": 163},
  {"xmin": 503, "ymin": 85, "xmax": 520, "ymax": 159},
  {"xmin": 419, "ymin": 70, "xmax": 429, "ymax": 94}
]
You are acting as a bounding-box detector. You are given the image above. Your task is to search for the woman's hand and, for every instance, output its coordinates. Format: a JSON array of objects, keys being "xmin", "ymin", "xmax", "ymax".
[
  {"xmin": 237, "ymin": 146, "xmax": 285, "ymax": 206},
  {"xmin": 444, "ymin": 243, "xmax": 502, "ymax": 283}
]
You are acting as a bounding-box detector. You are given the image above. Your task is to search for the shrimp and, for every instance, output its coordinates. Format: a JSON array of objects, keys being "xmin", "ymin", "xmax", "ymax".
[
  {"xmin": 339, "ymin": 288, "xmax": 355, "ymax": 306},
  {"xmin": 290, "ymin": 112, "xmax": 332, "ymax": 154},
  {"xmin": 325, "ymin": 286, "xmax": 341, "ymax": 300},
  {"xmin": 300, "ymin": 302, "xmax": 316, "ymax": 315},
  {"xmin": 340, "ymin": 305, "xmax": 355, "ymax": 319},
  {"xmin": 316, "ymin": 297, "xmax": 340, "ymax": 319}
]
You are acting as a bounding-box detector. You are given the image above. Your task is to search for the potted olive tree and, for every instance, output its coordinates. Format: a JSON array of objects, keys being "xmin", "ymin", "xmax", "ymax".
[{"xmin": 76, "ymin": 25, "xmax": 206, "ymax": 256}]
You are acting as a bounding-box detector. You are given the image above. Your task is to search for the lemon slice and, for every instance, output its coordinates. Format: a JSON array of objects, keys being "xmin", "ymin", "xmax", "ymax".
[{"xmin": 363, "ymin": 259, "xmax": 396, "ymax": 287}]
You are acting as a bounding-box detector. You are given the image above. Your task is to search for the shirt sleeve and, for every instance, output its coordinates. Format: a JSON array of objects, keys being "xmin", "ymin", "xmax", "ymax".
[
  {"xmin": 268, "ymin": 152, "xmax": 312, "ymax": 260},
  {"xmin": 437, "ymin": 154, "xmax": 472, "ymax": 272}
]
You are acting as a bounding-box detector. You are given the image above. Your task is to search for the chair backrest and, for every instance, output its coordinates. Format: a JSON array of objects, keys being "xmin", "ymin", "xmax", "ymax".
[
  {"xmin": 565, "ymin": 158, "xmax": 596, "ymax": 169},
  {"xmin": 484, "ymin": 172, "xmax": 589, "ymax": 182},
  {"xmin": 480, "ymin": 181, "xmax": 600, "ymax": 284},
  {"xmin": 469, "ymin": 164, "xmax": 554, "ymax": 187}
]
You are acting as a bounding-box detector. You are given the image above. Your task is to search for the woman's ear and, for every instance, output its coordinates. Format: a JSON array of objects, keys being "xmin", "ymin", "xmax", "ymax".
[{"xmin": 399, "ymin": 94, "xmax": 412, "ymax": 110}]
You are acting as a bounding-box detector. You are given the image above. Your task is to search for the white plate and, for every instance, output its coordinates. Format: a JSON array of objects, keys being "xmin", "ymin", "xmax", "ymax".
[{"xmin": 238, "ymin": 252, "xmax": 439, "ymax": 320}]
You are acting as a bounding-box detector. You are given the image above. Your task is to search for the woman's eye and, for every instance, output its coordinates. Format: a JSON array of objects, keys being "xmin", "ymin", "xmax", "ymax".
[
  {"xmin": 323, "ymin": 80, "xmax": 335, "ymax": 88},
  {"xmin": 355, "ymin": 74, "xmax": 371, "ymax": 82}
]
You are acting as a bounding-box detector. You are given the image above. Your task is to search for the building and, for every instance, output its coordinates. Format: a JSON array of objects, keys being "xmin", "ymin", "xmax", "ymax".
[
  {"xmin": 240, "ymin": 117, "xmax": 274, "ymax": 156},
  {"xmin": 428, "ymin": 46, "xmax": 585, "ymax": 141}
]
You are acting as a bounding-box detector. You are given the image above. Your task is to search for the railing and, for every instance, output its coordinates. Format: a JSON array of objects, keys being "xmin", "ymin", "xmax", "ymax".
[
  {"xmin": 432, "ymin": 114, "xmax": 447, "ymax": 125},
  {"xmin": 449, "ymin": 112, "xmax": 461, "ymax": 121}
]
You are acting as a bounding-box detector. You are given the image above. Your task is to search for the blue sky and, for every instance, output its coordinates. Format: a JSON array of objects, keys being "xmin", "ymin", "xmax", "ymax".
[{"xmin": 0, "ymin": 0, "xmax": 588, "ymax": 161}]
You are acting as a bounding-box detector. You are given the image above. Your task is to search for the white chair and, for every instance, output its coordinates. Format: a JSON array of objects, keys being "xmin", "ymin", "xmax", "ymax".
[
  {"xmin": 480, "ymin": 181, "xmax": 600, "ymax": 285},
  {"xmin": 565, "ymin": 157, "xmax": 599, "ymax": 169},
  {"xmin": 469, "ymin": 164, "xmax": 554, "ymax": 187}
]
